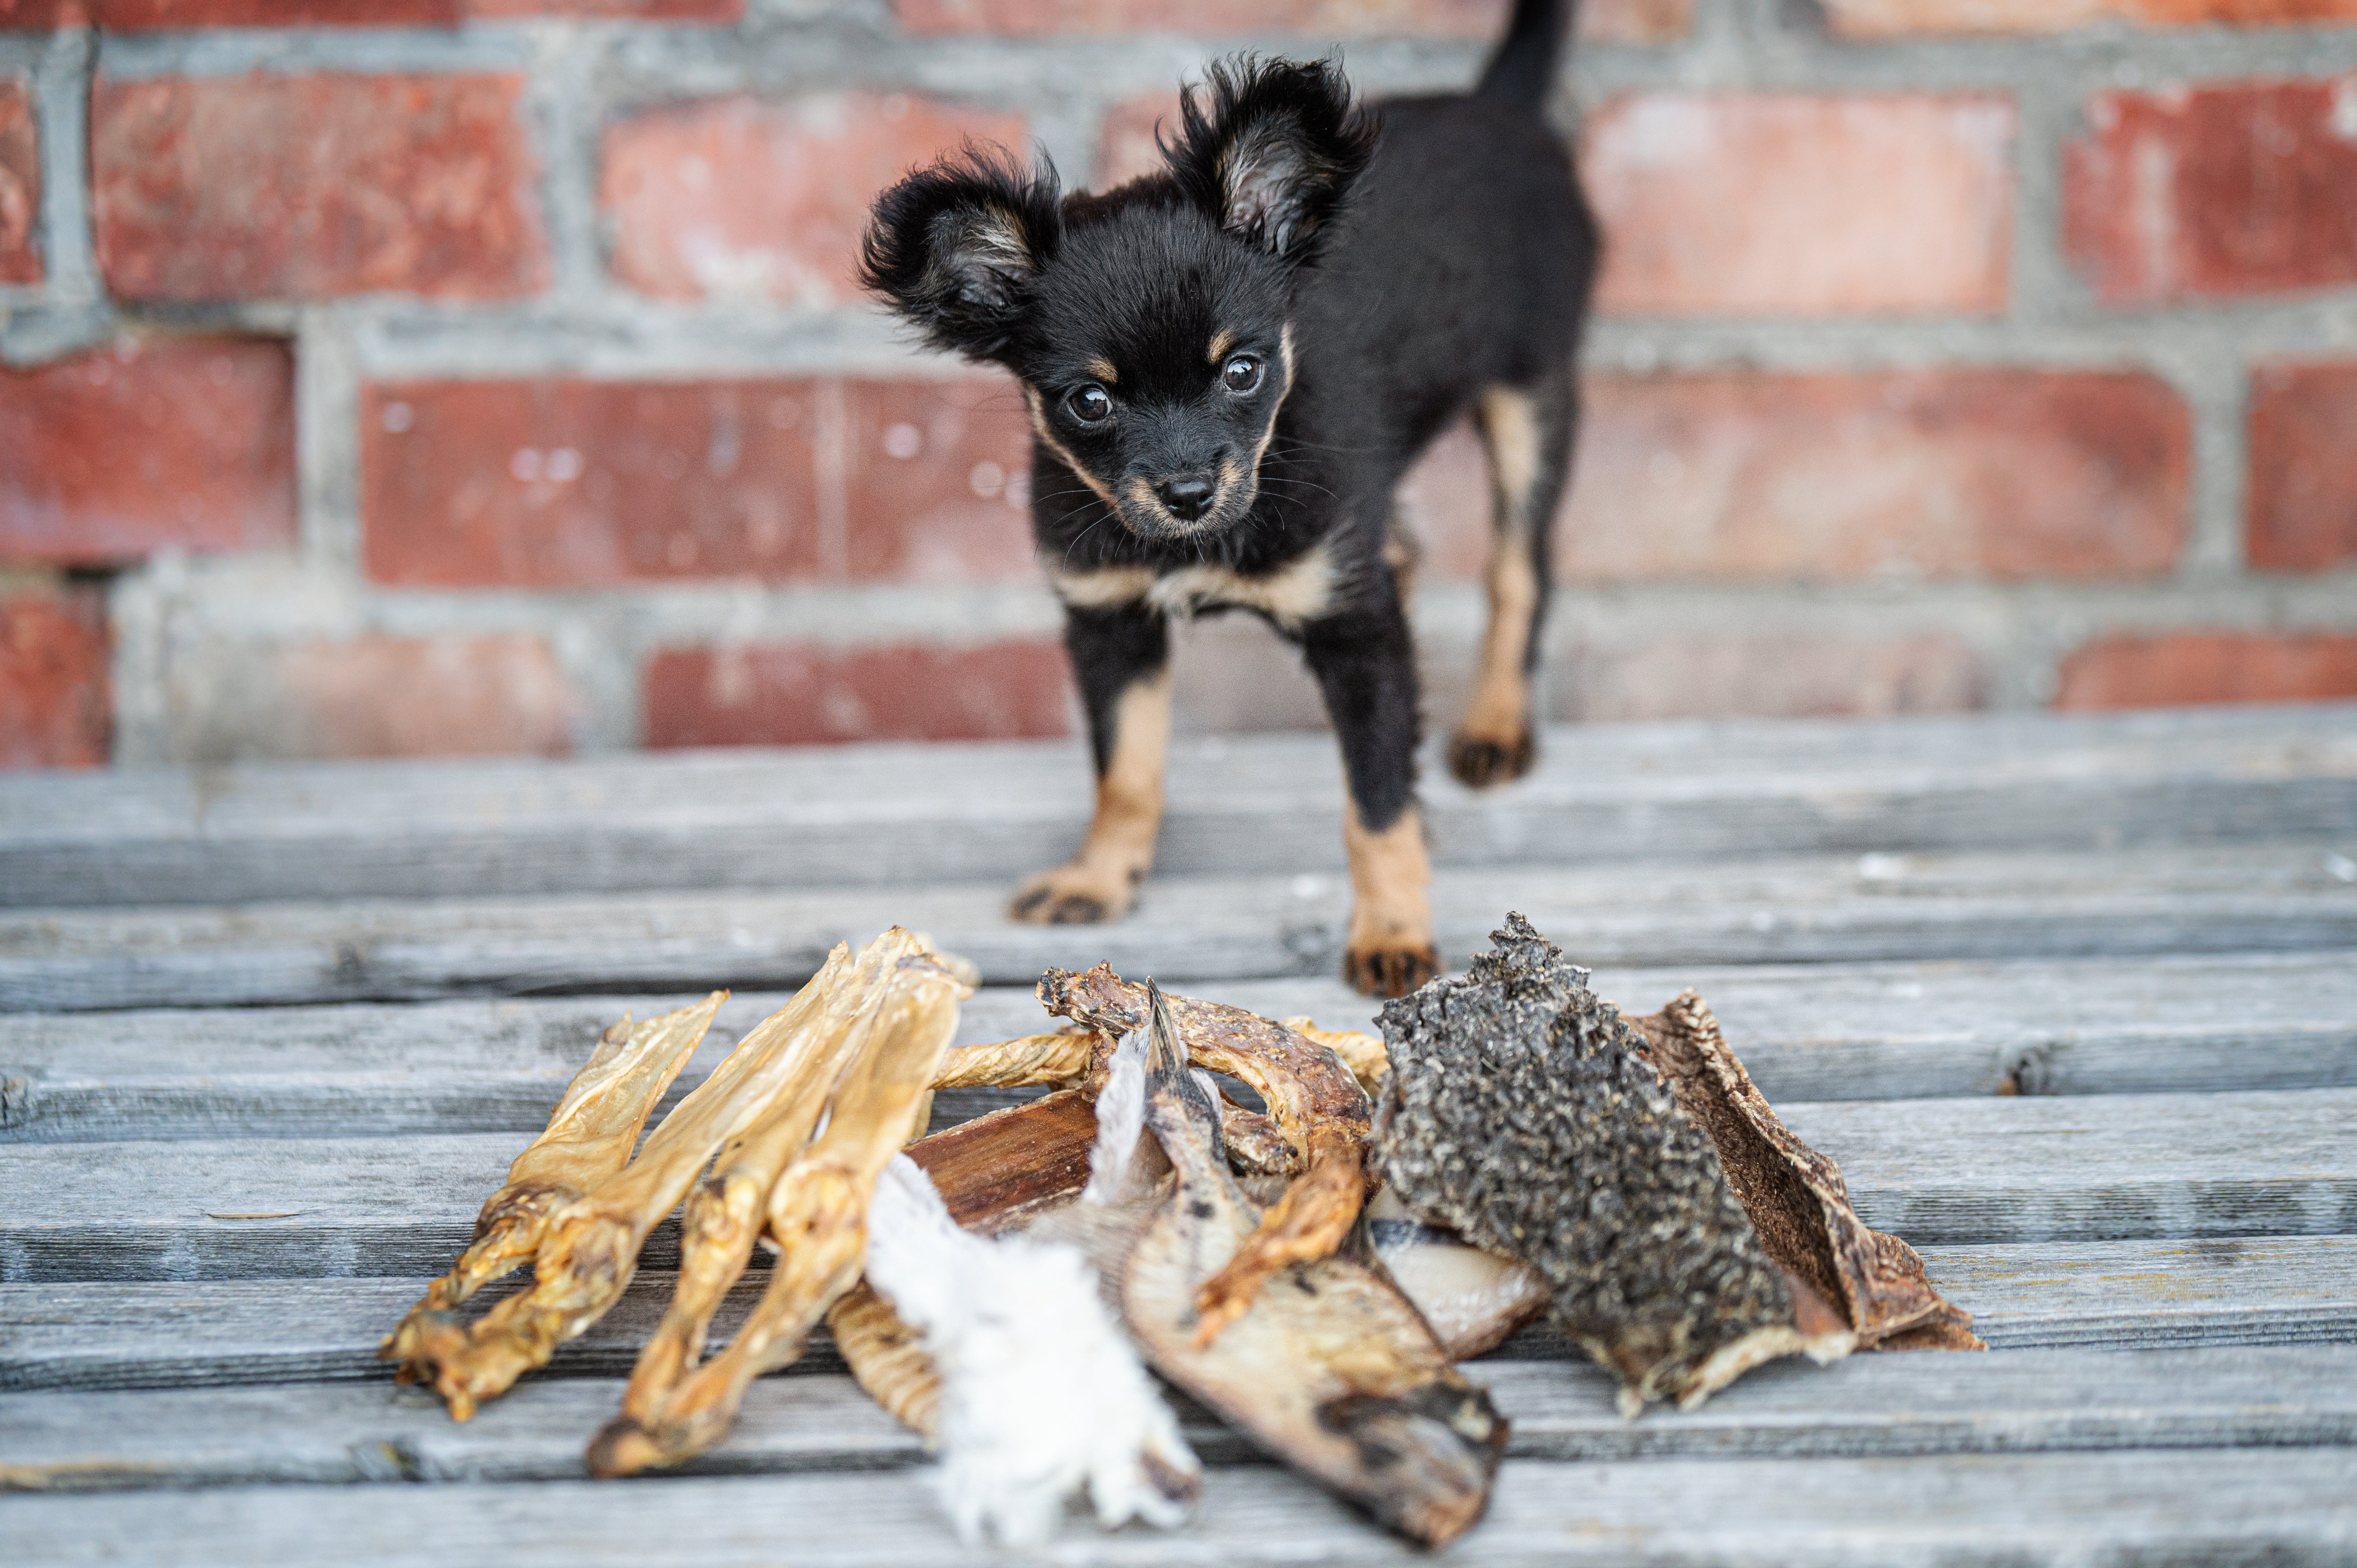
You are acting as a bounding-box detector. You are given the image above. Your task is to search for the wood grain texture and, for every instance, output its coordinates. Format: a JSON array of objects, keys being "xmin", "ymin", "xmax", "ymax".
[
  {"xmin": 8, "ymin": 1346, "xmax": 2357, "ymax": 1493},
  {"xmin": 7, "ymin": 1237, "xmax": 2352, "ymax": 1394},
  {"xmin": 5, "ymin": 1449, "xmax": 2355, "ymax": 1564},
  {"xmin": 6, "ymin": 842, "xmax": 2352, "ymax": 1012},
  {"xmin": 3, "ymin": 705, "xmax": 2350, "ymax": 909}
]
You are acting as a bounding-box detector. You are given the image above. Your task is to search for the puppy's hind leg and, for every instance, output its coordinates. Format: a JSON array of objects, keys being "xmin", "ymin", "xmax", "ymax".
[
  {"xmin": 1449, "ymin": 371, "xmax": 1575, "ymax": 789},
  {"xmin": 1011, "ymin": 603, "xmax": 1172, "ymax": 925}
]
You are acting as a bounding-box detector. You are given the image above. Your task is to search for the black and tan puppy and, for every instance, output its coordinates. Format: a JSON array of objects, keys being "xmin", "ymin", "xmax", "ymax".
[{"xmin": 861, "ymin": 0, "xmax": 1597, "ymax": 997}]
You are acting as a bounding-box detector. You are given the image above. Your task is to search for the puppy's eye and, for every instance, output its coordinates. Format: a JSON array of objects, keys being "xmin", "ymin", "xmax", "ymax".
[
  {"xmin": 1222, "ymin": 355, "xmax": 1263, "ymax": 394},
  {"xmin": 1067, "ymin": 384, "xmax": 1113, "ymax": 424}
]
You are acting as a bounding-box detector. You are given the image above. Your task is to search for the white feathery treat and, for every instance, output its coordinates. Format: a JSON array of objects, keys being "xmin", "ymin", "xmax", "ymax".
[
  {"xmin": 1080, "ymin": 1027, "xmax": 1149, "ymax": 1205},
  {"xmin": 864, "ymin": 1154, "xmax": 1201, "ymax": 1547}
]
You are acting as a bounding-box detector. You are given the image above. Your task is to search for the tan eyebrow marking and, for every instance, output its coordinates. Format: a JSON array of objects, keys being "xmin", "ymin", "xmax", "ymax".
[
  {"xmin": 1087, "ymin": 358, "xmax": 1118, "ymax": 384},
  {"xmin": 1208, "ymin": 331, "xmax": 1235, "ymax": 363}
]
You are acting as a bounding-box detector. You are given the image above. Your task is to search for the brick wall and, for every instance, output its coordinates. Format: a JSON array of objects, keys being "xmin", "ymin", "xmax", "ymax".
[{"xmin": 3, "ymin": 0, "xmax": 2355, "ymax": 768}]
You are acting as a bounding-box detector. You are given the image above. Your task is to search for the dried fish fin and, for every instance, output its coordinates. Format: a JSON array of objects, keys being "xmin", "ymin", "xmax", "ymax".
[
  {"xmin": 1037, "ymin": 964, "xmax": 1373, "ymax": 1343},
  {"xmin": 1374, "ymin": 915, "xmax": 1856, "ymax": 1417},
  {"xmin": 1630, "ymin": 990, "xmax": 1984, "ymax": 1353},
  {"xmin": 412, "ymin": 942, "xmax": 872, "ymax": 1419},
  {"xmin": 1280, "ymin": 1017, "xmax": 1388, "ymax": 1093},
  {"xmin": 589, "ymin": 937, "xmax": 969, "ymax": 1476},
  {"xmin": 930, "ymin": 1029, "xmax": 1097, "ymax": 1090},
  {"xmin": 381, "ymin": 992, "xmax": 725, "ymax": 1377},
  {"xmin": 1122, "ymin": 984, "xmax": 1503, "ymax": 1548}
]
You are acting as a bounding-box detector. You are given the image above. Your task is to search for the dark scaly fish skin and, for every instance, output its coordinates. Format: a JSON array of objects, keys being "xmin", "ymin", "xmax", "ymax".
[{"xmin": 1119, "ymin": 983, "xmax": 1506, "ymax": 1548}]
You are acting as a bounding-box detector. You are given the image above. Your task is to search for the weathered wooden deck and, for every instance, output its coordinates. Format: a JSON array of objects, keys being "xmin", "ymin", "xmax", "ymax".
[{"xmin": 3, "ymin": 703, "xmax": 2354, "ymax": 1564}]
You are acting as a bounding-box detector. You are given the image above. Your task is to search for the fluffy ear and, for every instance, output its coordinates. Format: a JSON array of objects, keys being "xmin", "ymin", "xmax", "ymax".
[
  {"xmin": 861, "ymin": 149, "xmax": 1062, "ymax": 363},
  {"xmin": 1165, "ymin": 57, "xmax": 1377, "ymax": 264}
]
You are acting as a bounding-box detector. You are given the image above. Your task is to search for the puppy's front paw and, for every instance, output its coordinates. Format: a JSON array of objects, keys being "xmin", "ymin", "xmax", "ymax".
[
  {"xmin": 1008, "ymin": 861, "xmax": 1139, "ymax": 925},
  {"xmin": 1448, "ymin": 725, "xmax": 1535, "ymax": 789},
  {"xmin": 1344, "ymin": 939, "xmax": 1438, "ymax": 999}
]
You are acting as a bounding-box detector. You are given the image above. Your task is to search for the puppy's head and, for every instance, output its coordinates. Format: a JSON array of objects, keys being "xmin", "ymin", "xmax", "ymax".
[{"xmin": 861, "ymin": 59, "xmax": 1375, "ymax": 543}]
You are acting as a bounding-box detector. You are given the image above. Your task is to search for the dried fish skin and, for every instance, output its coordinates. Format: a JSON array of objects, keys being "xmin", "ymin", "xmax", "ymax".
[
  {"xmin": 1373, "ymin": 915, "xmax": 1853, "ymax": 1415},
  {"xmin": 1122, "ymin": 985, "xmax": 1505, "ymax": 1549},
  {"xmin": 588, "ymin": 938, "xmax": 968, "ymax": 1476},
  {"xmin": 1364, "ymin": 1190, "xmax": 1552, "ymax": 1362},
  {"xmin": 931, "ymin": 1029, "xmax": 1096, "ymax": 1090},
  {"xmin": 412, "ymin": 942, "xmax": 869, "ymax": 1419},
  {"xmin": 380, "ymin": 993, "xmax": 724, "ymax": 1376},
  {"xmin": 1038, "ymin": 964, "xmax": 1373, "ymax": 1344},
  {"xmin": 1629, "ymin": 990, "xmax": 1984, "ymax": 1353}
]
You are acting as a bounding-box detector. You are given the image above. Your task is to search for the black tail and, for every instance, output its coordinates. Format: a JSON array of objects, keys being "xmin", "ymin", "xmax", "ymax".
[{"xmin": 1475, "ymin": 0, "xmax": 1570, "ymax": 110}]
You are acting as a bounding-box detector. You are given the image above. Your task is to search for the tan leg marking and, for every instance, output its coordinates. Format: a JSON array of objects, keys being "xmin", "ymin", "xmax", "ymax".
[
  {"xmin": 1009, "ymin": 669, "xmax": 1172, "ymax": 925},
  {"xmin": 1341, "ymin": 802, "xmax": 1437, "ymax": 999},
  {"xmin": 1452, "ymin": 385, "xmax": 1545, "ymax": 789}
]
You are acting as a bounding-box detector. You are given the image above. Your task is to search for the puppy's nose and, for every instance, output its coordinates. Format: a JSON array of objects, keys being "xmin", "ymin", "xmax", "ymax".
[{"xmin": 1154, "ymin": 473, "xmax": 1217, "ymax": 521}]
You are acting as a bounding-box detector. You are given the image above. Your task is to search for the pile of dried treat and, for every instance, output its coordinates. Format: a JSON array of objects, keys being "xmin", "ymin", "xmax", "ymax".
[{"xmin": 382, "ymin": 914, "xmax": 1978, "ymax": 1548}]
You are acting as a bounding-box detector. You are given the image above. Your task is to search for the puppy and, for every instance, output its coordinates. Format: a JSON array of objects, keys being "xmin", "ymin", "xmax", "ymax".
[{"xmin": 861, "ymin": 0, "xmax": 1597, "ymax": 997}]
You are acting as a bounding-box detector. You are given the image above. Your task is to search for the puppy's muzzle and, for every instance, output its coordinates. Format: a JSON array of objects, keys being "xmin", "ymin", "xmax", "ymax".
[{"xmin": 1152, "ymin": 472, "xmax": 1218, "ymax": 523}]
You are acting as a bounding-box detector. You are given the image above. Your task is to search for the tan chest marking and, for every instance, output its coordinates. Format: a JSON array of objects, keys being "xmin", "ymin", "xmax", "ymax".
[{"xmin": 1047, "ymin": 541, "xmax": 1337, "ymax": 629}]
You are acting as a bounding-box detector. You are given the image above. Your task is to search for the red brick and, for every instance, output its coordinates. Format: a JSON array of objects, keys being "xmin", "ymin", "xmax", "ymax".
[
  {"xmin": 644, "ymin": 640, "xmax": 1071, "ymax": 747},
  {"xmin": 363, "ymin": 374, "xmax": 1032, "ymax": 587},
  {"xmin": 2249, "ymin": 360, "xmax": 2357, "ymax": 572},
  {"xmin": 257, "ymin": 633, "xmax": 575, "ymax": 758},
  {"xmin": 0, "ymin": 587, "xmax": 110, "ymax": 768},
  {"xmin": 897, "ymin": 0, "xmax": 1690, "ymax": 43},
  {"xmin": 602, "ymin": 94, "xmax": 1024, "ymax": 306},
  {"xmin": 0, "ymin": 2, "xmax": 90, "ymax": 25},
  {"xmin": 1584, "ymin": 93, "xmax": 2015, "ymax": 317},
  {"xmin": 83, "ymin": 0, "xmax": 738, "ymax": 23},
  {"xmin": 0, "ymin": 78, "xmax": 36, "ymax": 285},
  {"xmin": 1822, "ymin": 1, "xmax": 2357, "ymax": 37},
  {"xmin": 2065, "ymin": 77, "xmax": 2357, "ymax": 306},
  {"xmin": 1566, "ymin": 632, "xmax": 1988, "ymax": 722},
  {"xmin": 91, "ymin": 72, "xmax": 547, "ymax": 303},
  {"xmin": 1, "ymin": 336, "xmax": 296, "ymax": 565},
  {"xmin": 1555, "ymin": 370, "xmax": 2189, "ymax": 583},
  {"xmin": 2055, "ymin": 631, "xmax": 2357, "ymax": 709}
]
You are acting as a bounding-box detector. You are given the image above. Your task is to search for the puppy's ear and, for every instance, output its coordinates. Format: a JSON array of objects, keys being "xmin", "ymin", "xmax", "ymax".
[
  {"xmin": 1165, "ymin": 57, "xmax": 1377, "ymax": 264},
  {"xmin": 861, "ymin": 148, "xmax": 1062, "ymax": 363}
]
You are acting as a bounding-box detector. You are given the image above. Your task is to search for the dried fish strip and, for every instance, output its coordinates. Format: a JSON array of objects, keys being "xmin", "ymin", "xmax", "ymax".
[
  {"xmin": 1373, "ymin": 915, "xmax": 1854, "ymax": 1416},
  {"xmin": 587, "ymin": 936, "xmax": 968, "ymax": 1476},
  {"xmin": 1630, "ymin": 989, "xmax": 1984, "ymax": 1352},
  {"xmin": 930, "ymin": 1029, "xmax": 1096, "ymax": 1090},
  {"xmin": 615, "ymin": 935, "xmax": 924, "ymax": 1430},
  {"xmin": 1038, "ymin": 964, "xmax": 1373, "ymax": 1345},
  {"xmin": 381, "ymin": 993, "xmax": 724, "ymax": 1373},
  {"xmin": 1122, "ymin": 984, "xmax": 1505, "ymax": 1548},
  {"xmin": 406, "ymin": 942, "xmax": 870, "ymax": 1419},
  {"xmin": 1363, "ymin": 1189, "xmax": 1553, "ymax": 1362}
]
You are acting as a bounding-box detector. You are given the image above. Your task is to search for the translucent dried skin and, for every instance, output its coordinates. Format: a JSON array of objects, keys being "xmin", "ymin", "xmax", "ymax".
[
  {"xmin": 380, "ymin": 993, "xmax": 724, "ymax": 1377},
  {"xmin": 408, "ymin": 944, "xmax": 870, "ymax": 1420},
  {"xmin": 1037, "ymin": 963, "xmax": 1373, "ymax": 1345},
  {"xmin": 1123, "ymin": 985, "xmax": 1504, "ymax": 1548},
  {"xmin": 587, "ymin": 939, "xmax": 968, "ymax": 1476},
  {"xmin": 1364, "ymin": 1189, "xmax": 1553, "ymax": 1362},
  {"xmin": 1373, "ymin": 915, "xmax": 1853, "ymax": 1416},
  {"xmin": 931, "ymin": 1030, "xmax": 1095, "ymax": 1090},
  {"xmin": 1630, "ymin": 990, "xmax": 1984, "ymax": 1353}
]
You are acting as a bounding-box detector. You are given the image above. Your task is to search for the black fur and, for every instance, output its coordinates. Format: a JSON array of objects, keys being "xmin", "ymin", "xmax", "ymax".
[{"xmin": 863, "ymin": 0, "xmax": 1598, "ymax": 984}]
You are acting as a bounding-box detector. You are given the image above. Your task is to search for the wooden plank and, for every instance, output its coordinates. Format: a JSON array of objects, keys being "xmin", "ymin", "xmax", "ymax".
[
  {"xmin": 9, "ymin": 953, "xmax": 2354, "ymax": 1142},
  {"xmin": 6, "ymin": 1235, "xmax": 2352, "ymax": 1395},
  {"xmin": 7, "ymin": 1345, "xmax": 2357, "ymax": 1494},
  {"xmin": 5, "ymin": 704, "xmax": 2351, "ymax": 910},
  {"xmin": 7, "ymin": 840, "xmax": 2353, "ymax": 1012},
  {"xmin": 5, "ymin": 1449, "xmax": 2355, "ymax": 1565},
  {"xmin": 4, "ymin": 1089, "xmax": 2348, "ymax": 1282}
]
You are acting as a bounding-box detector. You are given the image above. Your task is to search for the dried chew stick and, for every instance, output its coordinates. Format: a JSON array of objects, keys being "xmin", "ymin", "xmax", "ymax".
[
  {"xmin": 407, "ymin": 943, "xmax": 866, "ymax": 1419},
  {"xmin": 587, "ymin": 935, "xmax": 969, "ymax": 1475},
  {"xmin": 1037, "ymin": 963, "xmax": 1373, "ymax": 1347},
  {"xmin": 1628, "ymin": 989, "xmax": 1983, "ymax": 1353},
  {"xmin": 381, "ymin": 992, "xmax": 724, "ymax": 1374},
  {"xmin": 611, "ymin": 931, "xmax": 928, "ymax": 1430},
  {"xmin": 930, "ymin": 1029, "xmax": 1097, "ymax": 1090}
]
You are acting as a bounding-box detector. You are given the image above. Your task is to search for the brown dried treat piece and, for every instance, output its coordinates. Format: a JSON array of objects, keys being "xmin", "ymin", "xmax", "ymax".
[
  {"xmin": 1037, "ymin": 963, "xmax": 1373, "ymax": 1346},
  {"xmin": 828, "ymin": 1282, "xmax": 942, "ymax": 1439},
  {"xmin": 1123, "ymin": 983, "xmax": 1505, "ymax": 1548},
  {"xmin": 930, "ymin": 1029, "xmax": 1097, "ymax": 1090},
  {"xmin": 1280, "ymin": 1017, "xmax": 1387, "ymax": 1093},
  {"xmin": 380, "ymin": 993, "xmax": 723, "ymax": 1374},
  {"xmin": 1372, "ymin": 914, "xmax": 1853, "ymax": 1414},
  {"xmin": 1628, "ymin": 990, "xmax": 1985, "ymax": 1353}
]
